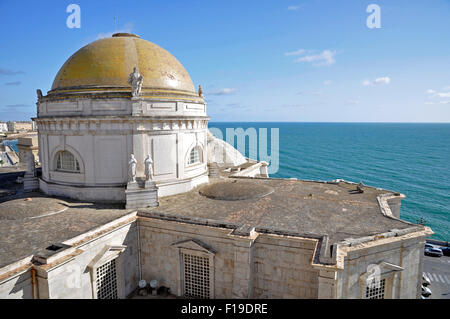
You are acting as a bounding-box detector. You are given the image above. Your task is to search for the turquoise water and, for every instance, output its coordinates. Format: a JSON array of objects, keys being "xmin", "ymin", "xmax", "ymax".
[{"xmin": 210, "ymin": 123, "xmax": 450, "ymax": 241}]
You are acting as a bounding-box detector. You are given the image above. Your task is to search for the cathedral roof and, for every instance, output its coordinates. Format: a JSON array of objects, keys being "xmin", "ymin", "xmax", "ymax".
[
  {"xmin": 139, "ymin": 178, "xmax": 420, "ymax": 245},
  {"xmin": 49, "ymin": 33, "xmax": 198, "ymax": 98}
]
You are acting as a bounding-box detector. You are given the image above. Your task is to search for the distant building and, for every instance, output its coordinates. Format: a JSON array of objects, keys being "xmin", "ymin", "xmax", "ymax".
[
  {"xmin": 0, "ymin": 122, "xmax": 7, "ymax": 133},
  {"xmin": 7, "ymin": 121, "xmax": 34, "ymax": 133},
  {"xmin": 0, "ymin": 33, "xmax": 432, "ymax": 300}
]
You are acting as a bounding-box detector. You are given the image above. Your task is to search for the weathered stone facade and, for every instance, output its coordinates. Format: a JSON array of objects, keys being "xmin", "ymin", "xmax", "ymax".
[
  {"xmin": 0, "ymin": 203, "xmax": 432, "ymax": 299},
  {"xmin": 0, "ymin": 215, "xmax": 139, "ymax": 299}
]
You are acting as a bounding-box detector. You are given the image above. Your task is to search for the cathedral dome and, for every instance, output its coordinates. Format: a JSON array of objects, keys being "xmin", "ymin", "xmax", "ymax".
[{"xmin": 50, "ymin": 33, "xmax": 196, "ymax": 95}]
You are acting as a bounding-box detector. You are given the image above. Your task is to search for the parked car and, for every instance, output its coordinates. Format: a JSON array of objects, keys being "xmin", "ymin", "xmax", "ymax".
[
  {"xmin": 425, "ymin": 243, "xmax": 434, "ymax": 249},
  {"xmin": 425, "ymin": 247, "xmax": 443, "ymax": 257},
  {"xmin": 422, "ymin": 274, "xmax": 431, "ymax": 287},
  {"xmin": 422, "ymin": 285, "xmax": 432, "ymax": 297},
  {"xmin": 441, "ymin": 246, "xmax": 450, "ymax": 257}
]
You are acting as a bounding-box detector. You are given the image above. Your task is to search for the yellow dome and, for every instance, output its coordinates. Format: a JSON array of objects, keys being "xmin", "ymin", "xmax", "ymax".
[{"xmin": 51, "ymin": 33, "xmax": 196, "ymax": 94}]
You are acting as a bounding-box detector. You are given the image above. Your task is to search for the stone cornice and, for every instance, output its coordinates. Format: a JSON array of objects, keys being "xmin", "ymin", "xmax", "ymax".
[
  {"xmin": 42, "ymin": 87, "xmax": 205, "ymax": 104},
  {"xmin": 35, "ymin": 116, "xmax": 209, "ymax": 133}
]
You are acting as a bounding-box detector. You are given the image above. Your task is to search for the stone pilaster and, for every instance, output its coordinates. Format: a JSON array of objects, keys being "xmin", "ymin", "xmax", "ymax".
[
  {"xmin": 317, "ymin": 269, "xmax": 338, "ymax": 299},
  {"xmin": 231, "ymin": 237, "xmax": 255, "ymax": 298}
]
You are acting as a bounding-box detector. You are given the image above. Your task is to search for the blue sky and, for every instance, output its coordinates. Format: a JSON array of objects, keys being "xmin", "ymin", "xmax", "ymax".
[{"xmin": 0, "ymin": 0, "xmax": 449, "ymax": 122}]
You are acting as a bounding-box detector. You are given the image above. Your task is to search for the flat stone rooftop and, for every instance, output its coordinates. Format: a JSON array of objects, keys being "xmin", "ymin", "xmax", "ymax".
[
  {"xmin": 0, "ymin": 166, "xmax": 417, "ymax": 269},
  {"xmin": 139, "ymin": 177, "xmax": 414, "ymax": 244},
  {"xmin": 0, "ymin": 191, "xmax": 132, "ymax": 269}
]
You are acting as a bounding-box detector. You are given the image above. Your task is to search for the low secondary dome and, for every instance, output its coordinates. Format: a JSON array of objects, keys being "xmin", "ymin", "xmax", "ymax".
[
  {"xmin": 199, "ymin": 181, "xmax": 275, "ymax": 201},
  {"xmin": 0, "ymin": 197, "xmax": 68, "ymax": 220},
  {"xmin": 50, "ymin": 33, "xmax": 196, "ymax": 94}
]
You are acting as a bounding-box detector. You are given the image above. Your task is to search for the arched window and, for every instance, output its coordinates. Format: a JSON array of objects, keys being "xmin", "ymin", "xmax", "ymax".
[
  {"xmin": 187, "ymin": 146, "xmax": 202, "ymax": 165},
  {"xmin": 55, "ymin": 151, "xmax": 80, "ymax": 172}
]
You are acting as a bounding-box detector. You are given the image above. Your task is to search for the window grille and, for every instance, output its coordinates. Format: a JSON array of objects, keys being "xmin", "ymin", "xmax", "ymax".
[
  {"xmin": 365, "ymin": 278, "xmax": 386, "ymax": 299},
  {"xmin": 95, "ymin": 259, "xmax": 118, "ymax": 299},
  {"xmin": 56, "ymin": 151, "xmax": 80, "ymax": 172},
  {"xmin": 182, "ymin": 253, "xmax": 210, "ymax": 299},
  {"xmin": 188, "ymin": 147, "xmax": 201, "ymax": 165}
]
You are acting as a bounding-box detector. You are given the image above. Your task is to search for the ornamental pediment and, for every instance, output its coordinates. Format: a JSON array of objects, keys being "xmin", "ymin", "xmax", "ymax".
[{"xmin": 171, "ymin": 239, "xmax": 216, "ymax": 255}]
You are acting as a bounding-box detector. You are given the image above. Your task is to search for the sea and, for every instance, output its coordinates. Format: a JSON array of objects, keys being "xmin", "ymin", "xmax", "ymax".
[
  {"xmin": 210, "ymin": 122, "xmax": 450, "ymax": 242},
  {"xmin": 3, "ymin": 123, "xmax": 449, "ymax": 241}
]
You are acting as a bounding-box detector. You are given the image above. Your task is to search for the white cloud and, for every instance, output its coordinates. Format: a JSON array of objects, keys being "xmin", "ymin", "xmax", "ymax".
[
  {"xmin": 374, "ymin": 77, "xmax": 391, "ymax": 85},
  {"xmin": 288, "ymin": 49, "xmax": 336, "ymax": 66},
  {"xmin": 425, "ymin": 100, "xmax": 450, "ymax": 105},
  {"xmin": 362, "ymin": 76, "xmax": 391, "ymax": 86},
  {"xmin": 442, "ymin": 85, "xmax": 450, "ymax": 90},
  {"xmin": 323, "ymin": 80, "xmax": 332, "ymax": 86},
  {"xmin": 427, "ymin": 87, "xmax": 450, "ymax": 99},
  {"xmin": 288, "ymin": 5, "xmax": 301, "ymax": 11},
  {"xmin": 208, "ymin": 88, "xmax": 237, "ymax": 96},
  {"xmin": 284, "ymin": 49, "xmax": 306, "ymax": 56}
]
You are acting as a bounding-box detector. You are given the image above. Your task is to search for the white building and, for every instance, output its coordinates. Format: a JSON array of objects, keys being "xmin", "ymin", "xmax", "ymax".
[
  {"xmin": 0, "ymin": 33, "xmax": 432, "ymax": 299},
  {"xmin": 0, "ymin": 122, "xmax": 7, "ymax": 133}
]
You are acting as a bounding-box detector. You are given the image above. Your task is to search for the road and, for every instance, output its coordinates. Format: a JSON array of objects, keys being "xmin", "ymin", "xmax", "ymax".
[{"xmin": 423, "ymin": 254, "xmax": 450, "ymax": 299}]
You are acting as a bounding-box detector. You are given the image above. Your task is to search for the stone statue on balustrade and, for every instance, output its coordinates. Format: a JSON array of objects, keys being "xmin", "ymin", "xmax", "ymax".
[
  {"xmin": 128, "ymin": 154, "xmax": 137, "ymax": 183},
  {"xmin": 144, "ymin": 154, "xmax": 154, "ymax": 182},
  {"xmin": 128, "ymin": 67, "xmax": 144, "ymax": 97}
]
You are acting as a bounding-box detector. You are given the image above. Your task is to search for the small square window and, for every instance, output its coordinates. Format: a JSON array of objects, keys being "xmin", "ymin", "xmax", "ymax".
[
  {"xmin": 95, "ymin": 259, "xmax": 118, "ymax": 299},
  {"xmin": 181, "ymin": 253, "xmax": 210, "ymax": 298}
]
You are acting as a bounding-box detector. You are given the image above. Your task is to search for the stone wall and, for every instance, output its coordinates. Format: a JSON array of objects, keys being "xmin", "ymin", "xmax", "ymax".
[
  {"xmin": 139, "ymin": 217, "xmax": 320, "ymax": 299},
  {"xmin": 0, "ymin": 218, "xmax": 139, "ymax": 299},
  {"xmin": 139, "ymin": 218, "xmax": 239, "ymax": 298},
  {"xmin": 0, "ymin": 211, "xmax": 428, "ymax": 299},
  {"xmin": 0, "ymin": 267, "xmax": 33, "ymax": 299},
  {"xmin": 336, "ymin": 232, "xmax": 427, "ymax": 299},
  {"xmin": 252, "ymin": 235, "xmax": 319, "ymax": 298},
  {"xmin": 37, "ymin": 221, "xmax": 139, "ymax": 299}
]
